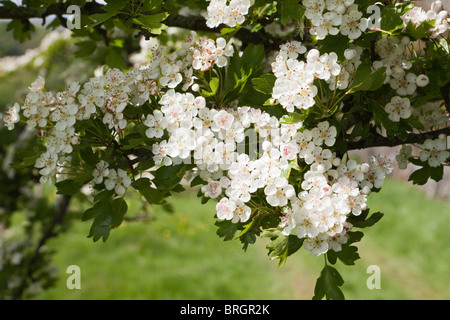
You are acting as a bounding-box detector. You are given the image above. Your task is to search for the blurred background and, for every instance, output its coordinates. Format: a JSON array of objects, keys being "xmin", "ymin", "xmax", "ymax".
[{"xmin": 0, "ymin": 0, "xmax": 450, "ymax": 300}]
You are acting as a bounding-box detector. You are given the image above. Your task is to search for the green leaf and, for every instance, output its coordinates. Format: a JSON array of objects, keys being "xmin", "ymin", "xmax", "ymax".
[
  {"xmin": 152, "ymin": 164, "xmax": 185, "ymax": 190},
  {"xmin": 133, "ymin": 12, "xmax": 169, "ymax": 34},
  {"xmin": 120, "ymin": 133, "xmax": 144, "ymax": 150},
  {"xmin": 190, "ymin": 175, "xmax": 206, "ymax": 188},
  {"xmin": 316, "ymin": 34, "xmax": 351, "ymax": 61},
  {"xmin": 251, "ymin": 73, "xmax": 276, "ymax": 95},
  {"xmin": 102, "ymin": 0, "xmax": 127, "ymax": 14},
  {"xmin": 201, "ymin": 77, "xmax": 220, "ymax": 97},
  {"xmin": 215, "ymin": 219, "xmax": 238, "ymax": 241},
  {"xmin": 132, "ymin": 178, "xmax": 163, "ymax": 204},
  {"xmin": 263, "ymin": 230, "xmax": 304, "ymax": 267},
  {"xmin": 55, "ymin": 179, "xmax": 81, "ymax": 196},
  {"xmin": 277, "ymin": 0, "xmax": 305, "ymax": 26},
  {"xmin": 313, "ymin": 265, "xmax": 345, "ymax": 300},
  {"xmin": 408, "ymin": 164, "xmax": 444, "ymax": 185},
  {"xmin": 105, "ymin": 47, "xmax": 127, "ymax": 70},
  {"xmin": 75, "ymin": 41, "xmax": 97, "ymax": 58},
  {"xmin": 12, "ymin": 150, "xmax": 42, "ymax": 169},
  {"xmin": 111, "ymin": 197, "xmax": 128, "ymax": 228},
  {"xmin": 380, "ymin": 5, "xmax": 405, "ymax": 33},
  {"xmin": 405, "ymin": 20, "xmax": 435, "ymax": 41},
  {"xmin": 347, "ymin": 210, "xmax": 384, "ymax": 228},
  {"xmin": 281, "ymin": 110, "xmax": 311, "ymax": 124},
  {"xmin": 346, "ymin": 61, "xmax": 386, "ymax": 94},
  {"xmin": 83, "ymin": 200, "xmax": 115, "ymax": 242},
  {"xmin": 79, "ymin": 147, "xmax": 98, "ymax": 168},
  {"xmin": 88, "ymin": 12, "xmax": 117, "ymax": 28},
  {"xmin": 327, "ymin": 245, "xmax": 360, "ymax": 266}
]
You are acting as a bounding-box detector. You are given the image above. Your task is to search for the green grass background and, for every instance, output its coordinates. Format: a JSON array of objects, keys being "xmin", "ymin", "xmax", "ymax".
[{"xmin": 33, "ymin": 178, "xmax": 450, "ymax": 300}]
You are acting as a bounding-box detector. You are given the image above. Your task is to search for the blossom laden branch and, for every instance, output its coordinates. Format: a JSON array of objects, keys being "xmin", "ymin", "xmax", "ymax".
[{"xmin": 346, "ymin": 126, "xmax": 450, "ymax": 151}]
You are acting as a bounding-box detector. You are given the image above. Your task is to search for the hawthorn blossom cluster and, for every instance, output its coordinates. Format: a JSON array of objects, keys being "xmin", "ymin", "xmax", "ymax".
[
  {"xmin": 401, "ymin": 0, "xmax": 450, "ymax": 38},
  {"xmin": 202, "ymin": 117, "xmax": 393, "ymax": 256},
  {"xmin": 279, "ymin": 154, "xmax": 393, "ymax": 256},
  {"xmin": 205, "ymin": 0, "xmax": 254, "ymax": 28},
  {"xmin": 413, "ymin": 101, "xmax": 450, "ymax": 130},
  {"xmin": 420, "ymin": 135, "xmax": 450, "ymax": 168},
  {"xmin": 396, "ymin": 134, "xmax": 449, "ymax": 170},
  {"xmin": 271, "ymin": 41, "xmax": 342, "ymax": 112},
  {"xmin": 4, "ymin": 1, "xmax": 449, "ymax": 260},
  {"xmin": 373, "ymin": 35, "xmax": 429, "ymax": 98},
  {"xmin": 304, "ymin": 0, "xmax": 368, "ymax": 40},
  {"xmin": 6, "ymin": 32, "xmax": 237, "ymax": 187}
]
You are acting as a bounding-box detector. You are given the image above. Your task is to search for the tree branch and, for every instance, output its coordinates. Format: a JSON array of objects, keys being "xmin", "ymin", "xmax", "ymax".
[
  {"xmin": 0, "ymin": 4, "xmax": 283, "ymax": 51},
  {"xmin": 347, "ymin": 126, "xmax": 450, "ymax": 150}
]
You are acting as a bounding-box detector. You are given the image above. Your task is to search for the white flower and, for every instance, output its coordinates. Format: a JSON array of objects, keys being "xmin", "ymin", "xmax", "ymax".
[
  {"xmin": 293, "ymin": 207, "xmax": 320, "ymax": 238},
  {"xmin": 214, "ymin": 109, "xmax": 235, "ymax": 131},
  {"xmin": 384, "ymin": 96, "xmax": 411, "ymax": 122},
  {"xmin": 231, "ymin": 199, "xmax": 251, "ymax": 223},
  {"xmin": 326, "ymin": 0, "xmax": 354, "ymax": 15},
  {"xmin": 396, "ymin": 145, "xmax": 412, "ymax": 170},
  {"xmin": 29, "ymin": 76, "xmax": 45, "ymax": 92},
  {"xmin": 104, "ymin": 168, "xmax": 132, "ymax": 196},
  {"xmin": 303, "ymin": 234, "xmax": 329, "ymax": 256},
  {"xmin": 311, "ymin": 121, "xmax": 337, "ymax": 147},
  {"xmin": 264, "ymin": 177, "xmax": 296, "ymax": 207},
  {"xmin": 167, "ymin": 128, "xmax": 196, "ymax": 159},
  {"xmin": 279, "ymin": 41, "xmax": 307, "ymax": 60},
  {"xmin": 152, "ymin": 141, "xmax": 172, "ymax": 166},
  {"xmin": 35, "ymin": 151, "xmax": 58, "ymax": 177},
  {"xmin": 416, "ymin": 74, "xmax": 429, "ymax": 87},
  {"xmin": 310, "ymin": 11, "xmax": 342, "ymax": 40},
  {"xmin": 92, "ymin": 160, "xmax": 110, "ymax": 184},
  {"xmin": 419, "ymin": 137, "xmax": 450, "ymax": 167},
  {"xmin": 144, "ymin": 110, "xmax": 168, "ymax": 138},
  {"xmin": 389, "ymin": 73, "xmax": 417, "ymax": 96},
  {"xmin": 340, "ymin": 10, "xmax": 367, "ymax": 40},
  {"xmin": 3, "ymin": 103, "xmax": 20, "ymax": 130},
  {"xmin": 216, "ymin": 197, "xmax": 236, "ymax": 220},
  {"xmin": 201, "ymin": 180, "xmax": 223, "ymax": 198}
]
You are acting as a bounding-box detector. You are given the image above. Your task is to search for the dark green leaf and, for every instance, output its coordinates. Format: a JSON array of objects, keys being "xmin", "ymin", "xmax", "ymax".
[
  {"xmin": 132, "ymin": 178, "xmax": 163, "ymax": 204},
  {"xmin": 278, "ymin": 0, "xmax": 305, "ymax": 26},
  {"xmin": 55, "ymin": 179, "xmax": 81, "ymax": 196},
  {"xmin": 347, "ymin": 61, "xmax": 386, "ymax": 94},
  {"xmin": 215, "ymin": 219, "xmax": 238, "ymax": 241},
  {"xmin": 111, "ymin": 197, "xmax": 128, "ymax": 228},
  {"xmin": 120, "ymin": 133, "xmax": 144, "ymax": 150},
  {"xmin": 263, "ymin": 230, "xmax": 304, "ymax": 267},
  {"xmin": 380, "ymin": 5, "xmax": 405, "ymax": 33},
  {"xmin": 313, "ymin": 265, "xmax": 345, "ymax": 300},
  {"xmin": 251, "ymin": 73, "xmax": 276, "ymax": 95},
  {"xmin": 152, "ymin": 164, "xmax": 185, "ymax": 190},
  {"xmin": 133, "ymin": 12, "xmax": 169, "ymax": 34},
  {"xmin": 408, "ymin": 164, "xmax": 444, "ymax": 185},
  {"xmin": 347, "ymin": 210, "xmax": 384, "ymax": 228}
]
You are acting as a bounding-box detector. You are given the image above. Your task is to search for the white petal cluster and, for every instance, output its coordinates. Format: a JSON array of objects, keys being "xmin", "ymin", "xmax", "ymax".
[
  {"xmin": 192, "ymin": 37, "xmax": 234, "ymax": 71},
  {"xmin": 412, "ymin": 101, "xmax": 450, "ymax": 130},
  {"xmin": 373, "ymin": 35, "xmax": 429, "ymax": 99},
  {"xmin": 279, "ymin": 154, "xmax": 393, "ymax": 256},
  {"xmin": 2, "ymin": 103, "xmax": 20, "ymax": 130},
  {"xmin": 271, "ymin": 41, "xmax": 342, "ymax": 113},
  {"xmin": 205, "ymin": 0, "xmax": 254, "ymax": 28},
  {"xmin": 384, "ymin": 96, "xmax": 411, "ymax": 122},
  {"xmin": 304, "ymin": 0, "xmax": 368, "ymax": 40},
  {"xmin": 419, "ymin": 135, "xmax": 450, "ymax": 167},
  {"xmin": 401, "ymin": 1, "xmax": 450, "ymax": 38}
]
